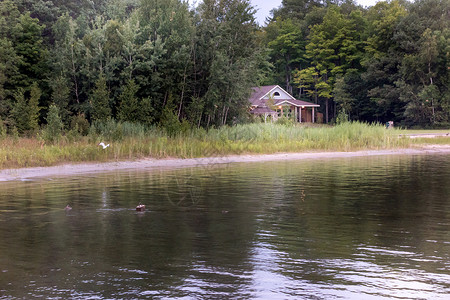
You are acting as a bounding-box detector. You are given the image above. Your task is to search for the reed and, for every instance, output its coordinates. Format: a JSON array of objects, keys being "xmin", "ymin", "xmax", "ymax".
[{"xmin": 0, "ymin": 122, "xmax": 425, "ymax": 169}]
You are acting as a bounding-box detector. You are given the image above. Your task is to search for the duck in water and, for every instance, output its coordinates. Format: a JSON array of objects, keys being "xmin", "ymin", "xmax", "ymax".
[{"xmin": 136, "ymin": 202, "xmax": 145, "ymax": 212}]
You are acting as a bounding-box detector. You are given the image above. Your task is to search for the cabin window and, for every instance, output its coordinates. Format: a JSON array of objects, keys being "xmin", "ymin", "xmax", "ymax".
[{"xmin": 273, "ymin": 92, "xmax": 280, "ymax": 97}]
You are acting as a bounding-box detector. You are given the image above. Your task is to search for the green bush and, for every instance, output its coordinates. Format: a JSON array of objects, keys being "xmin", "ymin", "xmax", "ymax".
[
  {"xmin": 275, "ymin": 116, "xmax": 295, "ymax": 126},
  {"xmin": 70, "ymin": 114, "xmax": 90, "ymax": 135}
]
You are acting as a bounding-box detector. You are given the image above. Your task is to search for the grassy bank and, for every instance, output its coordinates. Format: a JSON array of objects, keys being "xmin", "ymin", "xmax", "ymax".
[{"xmin": 0, "ymin": 122, "xmax": 445, "ymax": 169}]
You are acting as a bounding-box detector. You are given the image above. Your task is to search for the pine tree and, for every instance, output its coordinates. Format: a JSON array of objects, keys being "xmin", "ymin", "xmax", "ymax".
[
  {"xmin": 90, "ymin": 74, "xmax": 111, "ymax": 122},
  {"xmin": 117, "ymin": 79, "xmax": 139, "ymax": 122},
  {"xmin": 50, "ymin": 76, "xmax": 71, "ymax": 128},
  {"xmin": 43, "ymin": 104, "xmax": 63, "ymax": 142},
  {"xmin": 10, "ymin": 82, "xmax": 41, "ymax": 134},
  {"xmin": 28, "ymin": 82, "xmax": 41, "ymax": 131}
]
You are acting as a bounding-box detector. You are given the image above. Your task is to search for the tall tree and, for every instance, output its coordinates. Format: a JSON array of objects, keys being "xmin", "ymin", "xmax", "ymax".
[
  {"xmin": 264, "ymin": 18, "xmax": 306, "ymax": 95},
  {"xmin": 90, "ymin": 73, "xmax": 111, "ymax": 122},
  {"xmin": 138, "ymin": 0, "xmax": 195, "ymax": 121},
  {"xmin": 294, "ymin": 6, "xmax": 364, "ymax": 122},
  {"xmin": 117, "ymin": 79, "xmax": 140, "ymax": 122},
  {"xmin": 11, "ymin": 12, "xmax": 48, "ymax": 90},
  {"xmin": 360, "ymin": 0, "xmax": 408, "ymax": 123},
  {"xmin": 193, "ymin": 0, "xmax": 265, "ymax": 126},
  {"xmin": 10, "ymin": 82, "xmax": 41, "ymax": 134}
]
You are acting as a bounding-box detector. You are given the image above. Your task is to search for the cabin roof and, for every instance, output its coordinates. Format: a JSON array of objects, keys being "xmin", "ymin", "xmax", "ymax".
[{"xmin": 249, "ymin": 85, "xmax": 319, "ymax": 108}]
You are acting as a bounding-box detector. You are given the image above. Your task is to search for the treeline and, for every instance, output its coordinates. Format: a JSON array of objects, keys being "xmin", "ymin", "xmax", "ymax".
[
  {"xmin": 264, "ymin": 0, "xmax": 449, "ymax": 127},
  {"xmin": 0, "ymin": 0, "xmax": 266, "ymax": 137},
  {"xmin": 0, "ymin": 0, "xmax": 449, "ymax": 139}
]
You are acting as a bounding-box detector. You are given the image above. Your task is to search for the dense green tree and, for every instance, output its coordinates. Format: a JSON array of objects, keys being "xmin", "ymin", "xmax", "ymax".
[
  {"xmin": 1, "ymin": 0, "xmax": 448, "ymax": 131},
  {"xmin": 364, "ymin": 0, "xmax": 407, "ymax": 56},
  {"xmin": 399, "ymin": 28, "xmax": 450, "ymax": 126},
  {"xmin": 138, "ymin": 0, "xmax": 195, "ymax": 121},
  {"xmin": 117, "ymin": 79, "xmax": 140, "ymax": 122},
  {"xmin": 42, "ymin": 104, "xmax": 63, "ymax": 142},
  {"xmin": 51, "ymin": 13, "xmax": 82, "ymax": 106},
  {"xmin": 294, "ymin": 6, "xmax": 364, "ymax": 122},
  {"xmin": 333, "ymin": 75, "xmax": 353, "ymax": 118},
  {"xmin": 11, "ymin": 12, "xmax": 48, "ymax": 90},
  {"xmin": 360, "ymin": 0, "xmax": 449, "ymax": 126},
  {"xmin": 271, "ymin": 0, "xmax": 323, "ymax": 21},
  {"xmin": 10, "ymin": 89, "xmax": 29, "ymax": 133},
  {"xmin": 192, "ymin": 0, "xmax": 265, "ymax": 126},
  {"xmin": 0, "ymin": 1, "xmax": 23, "ymax": 111},
  {"xmin": 90, "ymin": 74, "xmax": 111, "ymax": 122},
  {"xmin": 49, "ymin": 76, "xmax": 71, "ymax": 127},
  {"xmin": 264, "ymin": 18, "xmax": 306, "ymax": 94},
  {"xmin": 10, "ymin": 82, "xmax": 41, "ymax": 134},
  {"xmin": 0, "ymin": 38, "xmax": 18, "ymax": 116}
]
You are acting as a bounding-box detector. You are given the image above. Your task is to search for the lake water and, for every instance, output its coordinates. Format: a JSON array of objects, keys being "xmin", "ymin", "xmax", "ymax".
[{"xmin": 0, "ymin": 154, "xmax": 449, "ymax": 299}]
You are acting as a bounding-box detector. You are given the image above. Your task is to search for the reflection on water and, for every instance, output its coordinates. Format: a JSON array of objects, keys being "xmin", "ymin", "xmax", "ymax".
[{"xmin": 0, "ymin": 154, "xmax": 449, "ymax": 299}]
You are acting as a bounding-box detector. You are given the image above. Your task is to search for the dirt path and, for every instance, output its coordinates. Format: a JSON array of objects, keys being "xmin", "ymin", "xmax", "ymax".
[{"xmin": 400, "ymin": 133, "xmax": 450, "ymax": 138}]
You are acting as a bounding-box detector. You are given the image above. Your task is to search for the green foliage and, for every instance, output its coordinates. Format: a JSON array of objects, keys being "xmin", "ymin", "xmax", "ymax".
[
  {"xmin": 11, "ymin": 12, "xmax": 48, "ymax": 89},
  {"xmin": 336, "ymin": 109, "xmax": 349, "ymax": 124},
  {"xmin": 89, "ymin": 118, "xmax": 147, "ymax": 141},
  {"xmin": 28, "ymin": 82, "xmax": 41, "ymax": 131},
  {"xmin": 193, "ymin": 0, "xmax": 264, "ymax": 127},
  {"xmin": 10, "ymin": 89, "xmax": 28, "ymax": 133},
  {"xmin": 276, "ymin": 116, "xmax": 296, "ymax": 126},
  {"xmin": 264, "ymin": 18, "xmax": 306, "ymax": 93},
  {"xmin": 365, "ymin": 1, "xmax": 407, "ymax": 56},
  {"xmin": 1, "ymin": 0, "xmax": 48, "ymax": 108},
  {"xmin": 10, "ymin": 83, "xmax": 41, "ymax": 134},
  {"xmin": 0, "ymin": 117, "xmax": 6, "ymax": 138},
  {"xmin": 333, "ymin": 75, "xmax": 354, "ymax": 118},
  {"xmin": 42, "ymin": 104, "xmax": 63, "ymax": 142},
  {"xmin": 70, "ymin": 114, "xmax": 90, "ymax": 135},
  {"xmin": 160, "ymin": 106, "xmax": 183, "ymax": 137},
  {"xmin": 293, "ymin": 5, "xmax": 364, "ymax": 123},
  {"xmin": 117, "ymin": 79, "xmax": 140, "ymax": 122},
  {"xmin": 50, "ymin": 76, "xmax": 71, "ymax": 127},
  {"xmin": 1, "ymin": 0, "xmax": 449, "ymax": 138},
  {"xmin": 90, "ymin": 74, "xmax": 111, "ymax": 122},
  {"xmin": 0, "ymin": 122, "xmax": 415, "ymax": 169}
]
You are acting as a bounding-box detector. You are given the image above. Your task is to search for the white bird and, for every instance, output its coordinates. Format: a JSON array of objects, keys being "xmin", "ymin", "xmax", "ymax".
[{"xmin": 98, "ymin": 142, "xmax": 110, "ymax": 149}]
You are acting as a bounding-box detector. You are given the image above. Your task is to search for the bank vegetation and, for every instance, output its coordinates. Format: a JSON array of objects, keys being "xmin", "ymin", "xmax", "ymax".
[{"xmin": 2, "ymin": 121, "xmax": 443, "ymax": 169}]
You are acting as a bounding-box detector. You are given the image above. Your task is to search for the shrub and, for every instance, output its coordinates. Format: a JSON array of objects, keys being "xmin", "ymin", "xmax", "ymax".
[{"xmin": 70, "ymin": 114, "xmax": 90, "ymax": 135}]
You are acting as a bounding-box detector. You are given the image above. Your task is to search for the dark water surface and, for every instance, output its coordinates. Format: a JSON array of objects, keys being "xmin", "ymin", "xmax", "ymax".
[{"xmin": 0, "ymin": 154, "xmax": 449, "ymax": 299}]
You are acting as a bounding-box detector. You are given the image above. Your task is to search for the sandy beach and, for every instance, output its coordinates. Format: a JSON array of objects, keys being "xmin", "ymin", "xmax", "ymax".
[{"xmin": 0, "ymin": 145, "xmax": 449, "ymax": 182}]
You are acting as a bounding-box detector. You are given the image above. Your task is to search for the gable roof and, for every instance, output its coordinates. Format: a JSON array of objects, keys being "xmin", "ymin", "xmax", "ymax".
[
  {"xmin": 249, "ymin": 85, "xmax": 319, "ymax": 108},
  {"xmin": 249, "ymin": 85, "xmax": 278, "ymax": 106}
]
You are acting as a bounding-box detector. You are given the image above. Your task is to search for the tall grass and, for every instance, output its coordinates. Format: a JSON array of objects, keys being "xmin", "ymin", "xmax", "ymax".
[{"xmin": 0, "ymin": 121, "xmax": 418, "ymax": 169}]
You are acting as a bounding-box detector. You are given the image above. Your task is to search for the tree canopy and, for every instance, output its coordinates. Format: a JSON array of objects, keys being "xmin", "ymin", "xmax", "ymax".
[{"xmin": 0, "ymin": 0, "xmax": 448, "ymax": 133}]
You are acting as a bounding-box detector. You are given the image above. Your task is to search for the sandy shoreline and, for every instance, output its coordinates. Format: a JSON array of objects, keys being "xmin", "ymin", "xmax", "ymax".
[{"xmin": 1, "ymin": 145, "xmax": 449, "ymax": 182}]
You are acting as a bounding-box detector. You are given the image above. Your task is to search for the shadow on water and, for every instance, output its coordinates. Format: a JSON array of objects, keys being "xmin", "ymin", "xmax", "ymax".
[{"xmin": 0, "ymin": 154, "xmax": 449, "ymax": 299}]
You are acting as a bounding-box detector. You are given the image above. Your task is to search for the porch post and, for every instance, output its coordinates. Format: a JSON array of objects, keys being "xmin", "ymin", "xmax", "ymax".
[
  {"xmin": 294, "ymin": 107, "xmax": 298, "ymax": 122},
  {"xmin": 312, "ymin": 107, "xmax": 315, "ymax": 123},
  {"xmin": 299, "ymin": 107, "xmax": 302, "ymax": 123}
]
